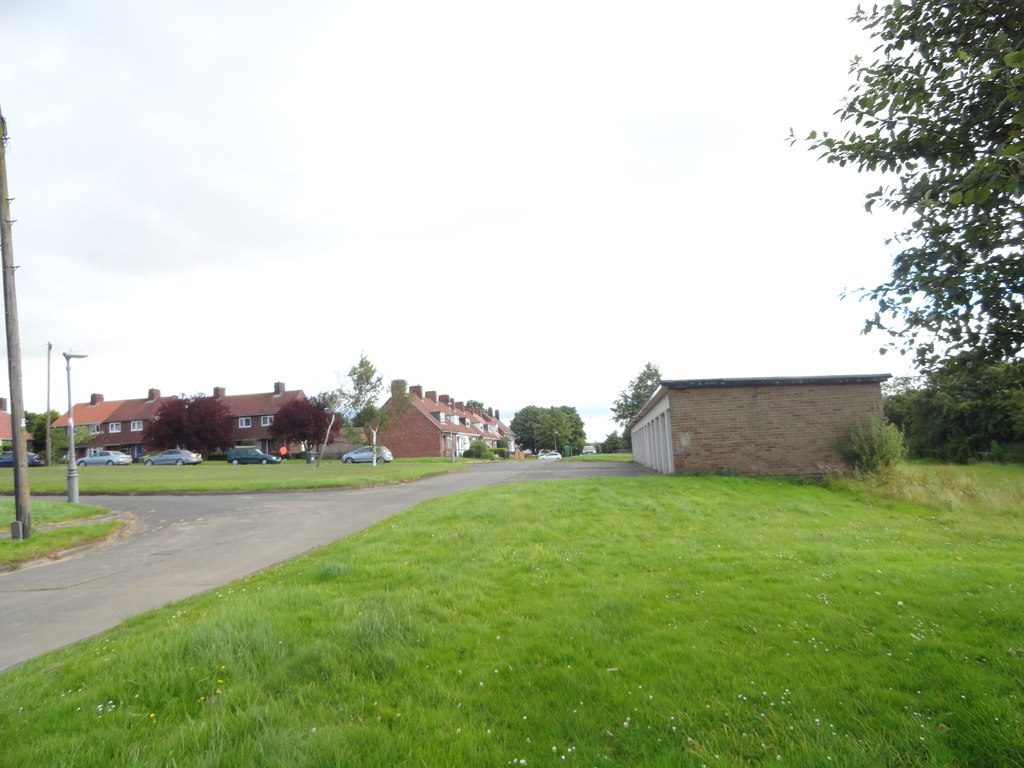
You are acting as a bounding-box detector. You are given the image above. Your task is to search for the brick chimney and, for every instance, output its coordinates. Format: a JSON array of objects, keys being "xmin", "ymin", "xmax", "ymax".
[
  {"xmin": 0, "ymin": 398, "xmax": 7, "ymax": 412},
  {"xmin": 409, "ymin": 385, "xmax": 423, "ymax": 398},
  {"xmin": 426, "ymin": 390, "xmax": 437, "ymax": 402},
  {"xmin": 495, "ymin": 410, "xmax": 500, "ymax": 421},
  {"xmin": 439, "ymin": 394, "xmax": 450, "ymax": 406},
  {"xmin": 89, "ymin": 393, "xmax": 104, "ymax": 406},
  {"xmin": 147, "ymin": 388, "xmax": 161, "ymax": 401},
  {"xmin": 273, "ymin": 382, "xmax": 285, "ymax": 395},
  {"xmin": 455, "ymin": 401, "xmax": 464, "ymax": 411},
  {"xmin": 214, "ymin": 387, "xmax": 226, "ymax": 398}
]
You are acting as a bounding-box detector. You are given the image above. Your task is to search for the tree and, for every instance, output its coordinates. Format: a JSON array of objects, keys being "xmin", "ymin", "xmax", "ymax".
[
  {"xmin": 26, "ymin": 411, "xmax": 59, "ymax": 453},
  {"xmin": 796, "ymin": 2, "xmax": 1024, "ymax": 368},
  {"xmin": 509, "ymin": 405, "xmax": 545, "ymax": 453},
  {"xmin": 270, "ymin": 394, "xmax": 340, "ymax": 451},
  {"xmin": 602, "ymin": 430, "xmax": 625, "ymax": 454},
  {"xmin": 143, "ymin": 394, "xmax": 233, "ymax": 457},
  {"xmin": 611, "ymin": 363, "xmax": 661, "ymax": 428},
  {"xmin": 884, "ymin": 354, "xmax": 1024, "ymax": 462},
  {"xmin": 510, "ymin": 405, "xmax": 586, "ymax": 453},
  {"xmin": 341, "ymin": 353, "xmax": 383, "ymax": 424}
]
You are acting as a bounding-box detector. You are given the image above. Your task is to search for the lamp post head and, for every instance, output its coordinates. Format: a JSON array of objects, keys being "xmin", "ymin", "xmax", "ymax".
[{"xmin": 63, "ymin": 352, "xmax": 88, "ymax": 361}]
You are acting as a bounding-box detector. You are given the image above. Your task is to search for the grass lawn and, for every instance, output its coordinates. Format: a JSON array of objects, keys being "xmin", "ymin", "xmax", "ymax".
[
  {"xmin": 0, "ymin": 499, "xmax": 121, "ymax": 567},
  {"xmin": 1, "ymin": 466, "xmax": 1021, "ymax": 766},
  {"xmin": 0, "ymin": 459, "xmax": 466, "ymax": 495}
]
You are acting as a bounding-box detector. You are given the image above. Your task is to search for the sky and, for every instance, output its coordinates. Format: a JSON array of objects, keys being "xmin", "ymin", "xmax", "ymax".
[{"xmin": 2, "ymin": 0, "xmax": 917, "ymax": 443}]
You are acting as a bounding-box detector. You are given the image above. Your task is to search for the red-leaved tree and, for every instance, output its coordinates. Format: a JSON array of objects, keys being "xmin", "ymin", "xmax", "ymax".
[
  {"xmin": 270, "ymin": 393, "xmax": 340, "ymax": 452},
  {"xmin": 143, "ymin": 394, "xmax": 234, "ymax": 457}
]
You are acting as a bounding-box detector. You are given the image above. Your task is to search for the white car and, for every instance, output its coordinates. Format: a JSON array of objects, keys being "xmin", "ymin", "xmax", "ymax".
[
  {"xmin": 581, "ymin": 446, "xmax": 597, "ymax": 455},
  {"xmin": 537, "ymin": 451, "xmax": 561, "ymax": 460},
  {"xmin": 77, "ymin": 450, "xmax": 133, "ymax": 466}
]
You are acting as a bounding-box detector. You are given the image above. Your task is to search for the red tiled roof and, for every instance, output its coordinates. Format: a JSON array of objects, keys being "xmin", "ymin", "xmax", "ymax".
[
  {"xmin": 53, "ymin": 386, "xmax": 307, "ymax": 433},
  {"xmin": 402, "ymin": 389, "xmax": 507, "ymax": 440},
  {"xmin": 0, "ymin": 410, "xmax": 12, "ymax": 441},
  {"xmin": 52, "ymin": 398, "xmax": 126, "ymax": 428}
]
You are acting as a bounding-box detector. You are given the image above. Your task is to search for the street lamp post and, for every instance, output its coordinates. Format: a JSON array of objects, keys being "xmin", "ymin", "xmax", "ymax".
[{"xmin": 63, "ymin": 352, "xmax": 87, "ymax": 504}]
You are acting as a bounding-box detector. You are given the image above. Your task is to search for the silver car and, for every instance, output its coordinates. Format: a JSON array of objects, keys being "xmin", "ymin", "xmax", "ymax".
[
  {"xmin": 77, "ymin": 450, "xmax": 133, "ymax": 466},
  {"xmin": 144, "ymin": 449, "xmax": 203, "ymax": 466},
  {"xmin": 341, "ymin": 446, "xmax": 393, "ymax": 463}
]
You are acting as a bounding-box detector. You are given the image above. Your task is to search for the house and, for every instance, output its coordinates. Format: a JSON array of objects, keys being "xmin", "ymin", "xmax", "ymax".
[
  {"xmin": 216, "ymin": 382, "xmax": 305, "ymax": 453},
  {"xmin": 53, "ymin": 383, "xmax": 305, "ymax": 459},
  {"xmin": 628, "ymin": 374, "xmax": 890, "ymax": 476},
  {"xmin": 381, "ymin": 382, "xmax": 516, "ymax": 458},
  {"xmin": 0, "ymin": 398, "xmax": 14, "ymax": 445}
]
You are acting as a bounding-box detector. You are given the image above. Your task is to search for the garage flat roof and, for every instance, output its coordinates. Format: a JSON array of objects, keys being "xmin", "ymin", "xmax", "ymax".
[{"xmin": 660, "ymin": 374, "xmax": 891, "ymax": 389}]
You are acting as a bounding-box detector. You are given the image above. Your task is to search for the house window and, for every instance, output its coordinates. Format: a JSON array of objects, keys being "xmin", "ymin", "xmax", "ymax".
[
  {"xmin": 239, "ymin": 417, "xmax": 252, "ymax": 429},
  {"xmin": 89, "ymin": 424, "xmax": 101, "ymax": 434},
  {"xmin": 261, "ymin": 415, "xmax": 274, "ymax": 427},
  {"xmin": 109, "ymin": 422, "xmax": 121, "ymax": 433},
  {"xmin": 131, "ymin": 420, "xmax": 143, "ymax": 432},
  {"xmin": 433, "ymin": 411, "xmax": 446, "ymax": 424}
]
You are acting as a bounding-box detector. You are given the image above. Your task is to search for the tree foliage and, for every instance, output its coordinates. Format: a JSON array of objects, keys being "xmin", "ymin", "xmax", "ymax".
[
  {"xmin": 143, "ymin": 394, "xmax": 233, "ymax": 456},
  {"xmin": 340, "ymin": 353, "xmax": 383, "ymax": 423},
  {"xmin": 797, "ymin": 1, "xmax": 1024, "ymax": 368},
  {"xmin": 26, "ymin": 411, "xmax": 59, "ymax": 453},
  {"xmin": 601, "ymin": 430, "xmax": 625, "ymax": 454},
  {"xmin": 270, "ymin": 394, "xmax": 340, "ymax": 450},
  {"xmin": 884, "ymin": 355, "xmax": 1024, "ymax": 462},
  {"xmin": 510, "ymin": 405, "xmax": 586, "ymax": 453},
  {"xmin": 611, "ymin": 362, "xmax": 661, "ymax": 428}
]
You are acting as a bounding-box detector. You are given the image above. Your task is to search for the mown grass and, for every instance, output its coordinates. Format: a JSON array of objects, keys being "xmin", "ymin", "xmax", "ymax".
[
  {"xmin": 1, "ymin": 470, "xmax": 1021, "ymax": 766},
  {"xmin": 0, "ymin": 459, "xmax": 465, "ymax": 495},
  {"xmin": 0, "ymin": 499, "xmax": 121, "ymax": 567}
]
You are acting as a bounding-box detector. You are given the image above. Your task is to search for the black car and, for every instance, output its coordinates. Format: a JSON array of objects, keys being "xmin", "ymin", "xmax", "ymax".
[{"xmin": 0, "ymin": 451, "xmax": 46, "ymax": 467}]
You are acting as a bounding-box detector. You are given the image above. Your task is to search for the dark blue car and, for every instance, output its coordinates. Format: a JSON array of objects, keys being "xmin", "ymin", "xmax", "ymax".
[{"xmin": 0, "ymin": 451, "xmax": 47, "ymax": 467}]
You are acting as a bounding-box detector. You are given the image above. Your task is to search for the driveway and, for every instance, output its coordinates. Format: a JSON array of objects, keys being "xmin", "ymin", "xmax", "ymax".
[{"xmin": 0, "ymin": 460, "xmax": 650, "ymax": 672}]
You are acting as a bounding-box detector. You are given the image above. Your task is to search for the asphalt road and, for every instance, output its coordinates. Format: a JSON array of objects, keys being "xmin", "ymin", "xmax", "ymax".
[{"xmin": 0, "ymin": 460, "xmax": 650, "ymax": 672}]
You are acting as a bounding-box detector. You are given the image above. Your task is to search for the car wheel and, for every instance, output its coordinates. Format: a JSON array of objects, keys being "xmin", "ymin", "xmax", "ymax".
[
  {"xmin": 344, "ymin": 457, "xmax": 354, "ymax": 463},
  {"xmin": 231, "ymin": 459, "xmax": 240, "ymax": 465},
  {"xmin": 77, "ymin": 460, "xmax": 86, "ymax": 467},
  {"xmin": 106, "ymin": 460, "xmax": 114, "ymax": 466},
  {"xmin": 261, "ymin": 458, "xmax": 268, "ymax": 464},
  {"xmin": 175, "ymin": 459, "xmax": 184, "ymax": 465},
  {"xmin": 145, "ymin": 459, "xmax": 154, "ymax": 466}
]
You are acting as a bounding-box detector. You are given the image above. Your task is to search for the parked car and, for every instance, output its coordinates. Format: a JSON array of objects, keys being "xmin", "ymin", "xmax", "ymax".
[
  {"xmin": 581, "ymin": 445, "xmax": 597, "ymax": 455},
  {"xmin": 0, "ymin": 451, "xmax": 47, "ymax": 467},
  {"xmin": 145, "ymin": 449, "xmax": 203, "ymax": 466},
  {"xmin": 226, "ymin": 446, "xmax": 280, "ymax": 465},
  {"xmin": 537, "ymin": 451, "xmax": 561, "ymax": 460},
  {"xmin": 77, "ymin": 450, "xmax": 133, "ymax": 466},
  {"xmin": 341, "ymin": 446, "xmax": 393, "ymax": 464}
]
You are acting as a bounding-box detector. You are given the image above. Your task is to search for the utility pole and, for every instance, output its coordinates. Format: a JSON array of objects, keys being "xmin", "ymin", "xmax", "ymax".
[
  {"xmin": 0, "ymin": 107, "xmax": 32, "ymax": 538},
  {"xmin": 45, "ymin": 342, "xmax": 52, "ymax": 467}
]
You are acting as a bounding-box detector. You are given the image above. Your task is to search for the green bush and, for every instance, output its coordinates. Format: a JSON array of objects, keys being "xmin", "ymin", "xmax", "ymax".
[
  {"xmin": 838, "ymin": 416, "xmax": 907, "ymax": 474},
  {"xmin": 462, "ymin": 440, "xmax": 494, "ymax": 460}
]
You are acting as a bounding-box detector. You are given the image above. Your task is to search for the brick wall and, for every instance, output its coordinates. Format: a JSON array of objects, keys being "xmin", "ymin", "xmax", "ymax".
[
  {"xmin": 666, "ymin": 380, "xmax": 884, "ymax": 476},
  {"xmin": 383, "ymin": 407, "xmax": 444, "ymax": 458}
]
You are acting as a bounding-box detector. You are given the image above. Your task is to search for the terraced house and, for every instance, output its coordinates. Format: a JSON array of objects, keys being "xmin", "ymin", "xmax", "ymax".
[
  {"xmin": 382, "ymin": 383, "xmax": 515, "ymax": 458},
  {"xmin": 53, "ymin": 382, "xmax": 304, "ymax": 460}
]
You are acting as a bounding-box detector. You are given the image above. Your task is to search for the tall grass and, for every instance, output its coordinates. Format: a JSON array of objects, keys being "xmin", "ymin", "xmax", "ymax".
[{"xmin": 1, "ymin": 474, "xmax": 1021, "ymax": 766}]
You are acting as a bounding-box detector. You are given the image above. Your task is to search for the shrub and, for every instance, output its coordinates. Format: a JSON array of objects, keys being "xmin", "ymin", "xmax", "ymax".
[
  {"xmin": 838, "ymin": 417, "xmax": 907, "ymax": 475},
  {"xmin": 463, "ymin": 441, "xmax": 494, "ymax": 460}
]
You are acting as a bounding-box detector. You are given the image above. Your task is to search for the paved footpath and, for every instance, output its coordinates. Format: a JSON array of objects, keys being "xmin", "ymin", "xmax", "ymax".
[{"xmin": 0, "ymin": 460, "xmax": 650, "ymax": 672}]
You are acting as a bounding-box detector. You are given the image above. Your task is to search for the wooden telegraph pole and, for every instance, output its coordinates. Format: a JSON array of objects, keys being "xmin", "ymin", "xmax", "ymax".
[{"xmin": 0, "ymin": 107, "xmax": 32, "ymax": 539}]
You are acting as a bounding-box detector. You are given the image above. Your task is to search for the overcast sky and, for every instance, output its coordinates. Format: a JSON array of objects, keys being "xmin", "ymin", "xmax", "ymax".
[{"xmin": 2, "ymin": 0, "xmax": 914, "ymax": 443}]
